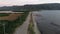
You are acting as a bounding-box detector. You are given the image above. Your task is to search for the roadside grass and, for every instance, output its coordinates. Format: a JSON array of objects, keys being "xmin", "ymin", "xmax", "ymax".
[
  {"xmin": 28, "ymin": 22, "xmax": 35, "ymax": 34},
  {"xmin": 0, "ymin": 11, "xmax": 29, "ymax": 34}
]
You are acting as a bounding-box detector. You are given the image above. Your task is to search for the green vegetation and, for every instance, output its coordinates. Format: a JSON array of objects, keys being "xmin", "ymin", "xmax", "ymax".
[
  {"xmin": 28, "ymin": 22, "xmax": 35, "ymax": 34},
  {"xmin": 0, "ymin": 13, "xmax": 10, "ymax": 17},
  {"xmin": 0, "ymin": 11, "xmax": 29, "ymax": 34}
]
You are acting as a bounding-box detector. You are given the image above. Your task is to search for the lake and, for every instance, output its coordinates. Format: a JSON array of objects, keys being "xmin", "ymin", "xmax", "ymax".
[{"xmin": 33, "ymin": 10, "xmax": 60, "ymax": 34}]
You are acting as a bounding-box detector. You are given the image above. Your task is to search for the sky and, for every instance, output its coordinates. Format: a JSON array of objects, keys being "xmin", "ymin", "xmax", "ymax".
[{"xmin": 0, "ymin": 0, "xmax": 60, "ymax": 6}]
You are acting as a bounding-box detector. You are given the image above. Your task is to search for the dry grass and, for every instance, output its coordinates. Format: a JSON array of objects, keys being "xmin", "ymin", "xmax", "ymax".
[{"xmin": 0, "ymin": 13, "xmax": 23, "ymax": 21}]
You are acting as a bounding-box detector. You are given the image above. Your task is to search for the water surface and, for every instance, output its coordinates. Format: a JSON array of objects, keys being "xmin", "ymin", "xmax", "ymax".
[{"xmin": 33, "ymin": 10, "xmax": 60, "ymax": 34}]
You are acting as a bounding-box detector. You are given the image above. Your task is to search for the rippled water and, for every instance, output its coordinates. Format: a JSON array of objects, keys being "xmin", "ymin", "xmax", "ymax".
[{"xmin": 33, "ymin": 10, "xmax": 60, "ymax": 34}]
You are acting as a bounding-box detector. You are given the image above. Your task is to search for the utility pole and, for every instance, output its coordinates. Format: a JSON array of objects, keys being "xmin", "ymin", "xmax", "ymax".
[
  {"xmin": 3, "ymin": 24, "xmax": 5, "ymax": 34},
  {"xmin": 0, "ymin": 21, "xmax": 6, "ymax": 34}
]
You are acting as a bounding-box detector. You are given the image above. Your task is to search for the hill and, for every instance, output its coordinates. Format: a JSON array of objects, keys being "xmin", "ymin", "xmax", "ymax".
[{"xmin": 0, "ymin": 3, "xmax": 60, "ymax": 11}]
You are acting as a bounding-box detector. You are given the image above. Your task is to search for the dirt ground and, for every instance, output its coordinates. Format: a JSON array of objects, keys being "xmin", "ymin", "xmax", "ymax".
[{"xmin": 0, "ymin": 13, "xmax": 23, "ymax": 21}]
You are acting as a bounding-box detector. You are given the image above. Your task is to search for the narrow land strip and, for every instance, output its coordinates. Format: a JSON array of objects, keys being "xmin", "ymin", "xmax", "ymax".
[{"xmin": 32, "ymin": 13, "xmax": 41, "ymax": 34}]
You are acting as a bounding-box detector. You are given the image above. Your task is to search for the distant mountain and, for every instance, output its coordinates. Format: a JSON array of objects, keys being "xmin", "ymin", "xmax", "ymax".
[
  {"xmin": 0, "ymin": 3, "xmax": 60, "ymax": 11},
  {"xmin": 24, "ymin": 3, "xmax": 60, "ymax": 10}
]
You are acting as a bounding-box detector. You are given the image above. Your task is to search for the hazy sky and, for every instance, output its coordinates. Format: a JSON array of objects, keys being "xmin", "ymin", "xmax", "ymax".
[{"xmin": 0, "ymin": 0, "xmax": 60, "ymax": 6}]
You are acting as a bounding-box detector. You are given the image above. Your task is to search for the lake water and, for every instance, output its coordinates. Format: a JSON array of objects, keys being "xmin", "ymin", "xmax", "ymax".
[{"xmin": 33, "ymin": 10, "xmax": 60, "ymax": 34}]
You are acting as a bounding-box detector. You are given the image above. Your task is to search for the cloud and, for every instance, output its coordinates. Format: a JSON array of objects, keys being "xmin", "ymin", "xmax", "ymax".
[
  {"xmin": 0, "ymin": 0, "xmax": 60, "ymax": 6},
  {"xmin": 0, "ymin": 0, "xmax": 42, "ymax": 6}
]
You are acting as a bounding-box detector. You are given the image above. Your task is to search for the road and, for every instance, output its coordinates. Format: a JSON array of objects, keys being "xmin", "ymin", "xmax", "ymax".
[{"xmin": 13, "ymin": 12, "xmax": 31, "ymax": 34}]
